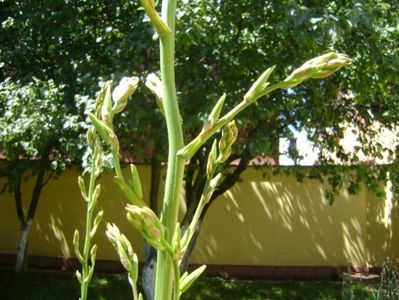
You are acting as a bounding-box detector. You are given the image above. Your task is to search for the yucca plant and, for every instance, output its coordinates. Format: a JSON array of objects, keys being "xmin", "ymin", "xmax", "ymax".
[{"xmin": 75, "ymin": 0, "xmax": 350, "ymax": 299}]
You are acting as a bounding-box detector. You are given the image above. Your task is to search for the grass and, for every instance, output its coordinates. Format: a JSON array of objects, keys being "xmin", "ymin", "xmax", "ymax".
[{"xmin": 0, "ymin": 269, "xmax": 375, "ymax": 299}]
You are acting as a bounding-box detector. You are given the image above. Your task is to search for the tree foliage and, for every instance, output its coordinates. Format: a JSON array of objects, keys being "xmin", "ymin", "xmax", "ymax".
[{"xmin": 1, "ymin": 0, "xmax": 398, "ymax": 280}]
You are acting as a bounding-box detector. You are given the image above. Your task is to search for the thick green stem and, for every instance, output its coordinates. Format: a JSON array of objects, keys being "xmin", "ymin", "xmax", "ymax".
[
  {"xmin": 165, "ymin": 243, "xmax": 181, "ymax": 300},
  {"xmin": 154, "ymin": 1, "xmax": 185, "ymax": 299},
  {"xmin": 80, "ymin": 153, "xmax": 97, "ymax": 300}
]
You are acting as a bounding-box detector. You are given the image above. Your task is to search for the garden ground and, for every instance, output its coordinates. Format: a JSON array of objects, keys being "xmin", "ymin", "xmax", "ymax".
[{"xmin": 0, "ymin": 268, "xmax": 376, "ymax": 299}]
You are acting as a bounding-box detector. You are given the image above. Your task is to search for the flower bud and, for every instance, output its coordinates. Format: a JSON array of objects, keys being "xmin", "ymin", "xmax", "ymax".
[
  {"xmin": 126, "ymin": 205, "xmax": 166, "ymax": 251},
  {"xmin": 101, "ymin": 81, "xmax": 113, "ymax": 125},
  {"xmin": 204, "ymin": 173, "xmax": 222, "ymax": 204},
  {"xmin": 112, "ymin": 77, "xmax": 139, "ymax": 114},
  {"xmin": 90, "ymin": 210, "xmax": 103, "ymax": 239},
  {"xmin": 130, "ymin": 164, "xmax": 143, "ymax": 199},
  {"xmin": 89, "ymin": 113, "xmax": 120, "ymax": 151},
  {"xmin": 203, "ymin": 93, "xmax": 226, "ymax": 132},
  {"xmin": 78, "ymin": 176, "xmax": 87, "ymax": 201},
  {"xmin": 146, "ymin": 73, "xmax": 164, "ymax": 115},
  {"xmin": 244, "ymin": 65, "xmax": 275, "ymax": 102},
  {"xmin": 218, "ymin": 120, "xmax": 238, "ymax": 163},
  {"xmin": 179, "ymin": 265, "xmax": 206, "ymax": 294},
  {"xmin": 282, "ymin": 52, "xmax": 351, "ymax": 88},
  {"xmin": 106, "ymin": 223, "xmax": 136, "ymax": 274},
  {"xmin": 173, "ymin": 223, "xmax": 182, "ymax": 261},
  {"xmin": 209, "ymin": 173, "xmax": 222, "ymax": 192},
  {"xmin": 73, "ymin": 229, "xmax": 83, "ymax": 263},
  {"xmin": 76, "ymin": 270, "xmax": 83, "ymax": 284},
  {"xmin": 206, "ymin": 140, "xmax": 218, "ymax": 177},
  {"xmin": 95, "ymin": 83, "xmax": 107, "ymax": 118},
  {"xmin": 89, "ymin": 184, "xmax": 101, "ymax": 211},
  {"xmin": 86, "ymin": 127, "xmax": 96, "ymax": 149},
  {"xmin": 90, "ymin": 244, "xmax": 97, "ymax": 265}
]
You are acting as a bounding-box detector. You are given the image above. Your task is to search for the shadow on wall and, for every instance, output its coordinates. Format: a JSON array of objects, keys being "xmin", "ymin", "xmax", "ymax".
[
  {"xmin": 366, "ymin": 180, "xmax": 399, "ymax": 265},
  {"xmin": 191, "ymin": 168, "xmax": 396, "ymax": 268},
  {"xmin": 0, "ymin": 166, "xmax": 148, "ymax": 261},
  {"xmin": 0, "ymin": 166, "xmax": 397, "ymax": 268}
]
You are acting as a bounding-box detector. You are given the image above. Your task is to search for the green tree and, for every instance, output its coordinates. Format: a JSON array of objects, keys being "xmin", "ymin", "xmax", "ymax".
[
  {"xmin": 1, "ymin": 0, "xmax": 398, "ymax": 296},
  {"xmin": 171, "ymin": 0, "xmax": 399, "ymax": 276},
  {"xmin": 0, "ymin": 78, "xmax": 85, "ymax": 272}
]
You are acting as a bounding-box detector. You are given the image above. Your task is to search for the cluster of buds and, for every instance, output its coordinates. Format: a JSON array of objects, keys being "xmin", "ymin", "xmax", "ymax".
[
  {"xmin": 88, "ymin": 77, "xmax": 138, "ymax": 153},
  {"xmin": 282, "ymin": 52, "xmax": 351, "ymax": 89},
  {"xmin": 206, "ymin": 120, "xmax": 238, "ymax": 179},
  {"xmin": 218, "ymin": 120, "xmax": 238, "ymax": 163},
  {"xmin": 95, "ymin": 76, "xmax": 139, "ymax": 126},
  {"xmin": 74, "ymin": 229, "xmax": 98, "ymax": 285},
  {"xmin": 126, "ymin": 205, "xmax": 166, "ymax": 251},
  {"xmin": 106, "ymin": 223, "xmax": 139, "ymax": 281}
]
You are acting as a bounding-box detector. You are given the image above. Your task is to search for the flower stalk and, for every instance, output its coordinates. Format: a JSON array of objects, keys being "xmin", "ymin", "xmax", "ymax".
[
  {"xmin": 76, "ymin": 1, "xmax": 350, "ymax": 299},
  {"xmin": 153, "ymin": 0, "xmax": 186, "ymax": 297},
  {"xmin": 74, "ymin": 125, "xmax": 104, "ymax": 300}
]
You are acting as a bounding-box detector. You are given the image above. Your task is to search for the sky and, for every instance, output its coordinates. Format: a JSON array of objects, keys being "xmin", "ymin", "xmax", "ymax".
[{"xmin": 279, "ymin": 127, "xmax": 319, "ymax": 166}]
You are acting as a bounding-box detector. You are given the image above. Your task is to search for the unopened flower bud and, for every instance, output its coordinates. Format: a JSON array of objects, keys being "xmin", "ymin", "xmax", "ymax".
[
  {"xmin": 218, "ymin": 147, "xmax": 232, "ymax": 163},
  {"xmin": 218, "ymin": 120, "xmax": 238, "ymax": 163},
  {"xmin": 179, "ymin": 265, "xmax": 207, "ymax": 294},
  {"xmin": 203, "ymin": 93, "xmax": 226, "ymax": 132},
  {"xmin": 86, "ymin": 127, "xmax": 96, "ymax": 149},
  {"xmin": 282, "ymin": 52, "xmax": 351, "ymax": 88},
  {"xmin": 112, "ymin": 77, "xmax": 139, "ymax": 114},
  {"xmin": 209, "ymin": 173, "xmax": 222, "ymax": 191},
  {"xmin": 206, "ymin": 140, "xmax": 218, "ymax": 177},
  {"xmin": 146, "ymin": 73, "xmax": 164, "ymax": 115},
  {"xmin": 101, "ymin": 81, "xmax": 113, "ymax": 125},
  {"xmin": 126, "ymin": 205, "xmax": 166, "ymax": 251},
  {"xmin": 78, "ymin": 176, "xmax": 87, "ymax": 201},
  {"xmin": 94, "ymin": 183, "xmax": 101, "ymax": 197},
  {"xmin": 73, "ymin": 229, "xmax": 83, "ymax": 263},
  {"xmin": 106, "ymin": 223, "xmax": 136, "ymax": 274},
  {"xmin": 244, "ymin": 65, "xmax": 275, "ymax": 102},
  {"xmin": 130, "ymin": 164, "xmax": 143, "ymax": 199},
  {"xmin": 90, "ymin": 210, "xmax": 103, "ymax": 239},
  {"xmin": 89, "ymin": 113, "xmax": 120, "ymax": 151},
  {"xmin": 95, "ymin": 83, "xmax": 107, "ymax": 118},
  {"xmin": 76, "ymin": 270, "xmax": 83, "ymax": 284},
  {"xmin": 90, "ymin": 244, "xmax": 97, "ymax": 264}
]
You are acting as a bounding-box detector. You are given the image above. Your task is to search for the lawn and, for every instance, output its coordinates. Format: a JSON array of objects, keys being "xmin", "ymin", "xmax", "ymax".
[{"xmin": 0, "ymin": 269, "xmax": 375, "ymax": 300}]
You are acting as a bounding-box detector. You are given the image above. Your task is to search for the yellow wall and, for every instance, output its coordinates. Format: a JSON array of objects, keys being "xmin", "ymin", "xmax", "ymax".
[{"xmin": 0, "ymin": 166, "xmax": 397, "ymax": 268}]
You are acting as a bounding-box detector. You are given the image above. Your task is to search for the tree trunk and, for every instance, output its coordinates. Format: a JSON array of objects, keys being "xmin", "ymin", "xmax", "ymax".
[
  {"xmin": 180, "ymin": 156, "xmax": 250, "ymax": 274},
  {"xmin": 142, "ymin": 243, "xmax": 157, "ymax": 300},
  {"xmin": 15, "ymin": 218, "xmax": 33, "ymax": 273},
  {"xmin": 179, "ymin": 210, "xmax": 204, "ymax": 274},
  {"xmin": 14, "ymin": 158, "xmax": 48, "ymax": 273}
]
